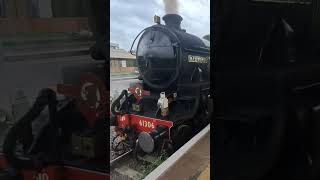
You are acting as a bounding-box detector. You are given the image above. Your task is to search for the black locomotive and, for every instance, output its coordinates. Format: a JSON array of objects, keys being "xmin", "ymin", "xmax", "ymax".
[
  {"xmin": 111, "ymin": 14, "xmax": 211, "ymax": 158},
  {"xmin": 213, "ymin": 0, "xmax": 320, "ymax": 179}
]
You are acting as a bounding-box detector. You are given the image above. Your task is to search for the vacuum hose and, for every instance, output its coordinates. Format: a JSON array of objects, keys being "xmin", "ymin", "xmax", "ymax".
[{"xmin": 111, "ymin": 90, "xmax": 128, "ymax": 116}]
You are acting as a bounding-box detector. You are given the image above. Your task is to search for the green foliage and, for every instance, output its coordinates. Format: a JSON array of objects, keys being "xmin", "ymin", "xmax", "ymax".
[{"xmin": 139, "ymin": 152, "xmax": 169, "ymax": 180}]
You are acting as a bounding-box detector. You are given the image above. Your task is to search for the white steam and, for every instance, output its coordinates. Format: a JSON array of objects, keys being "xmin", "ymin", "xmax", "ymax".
[{"xmin": 163, "ymin": 0, "xmax": 179, "ymax": 14}]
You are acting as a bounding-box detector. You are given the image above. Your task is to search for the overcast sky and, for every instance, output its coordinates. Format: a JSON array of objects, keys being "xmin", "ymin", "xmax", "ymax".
[{"xmin": 110, "ymin": 0, "xmax": 210, "ymax": 51}]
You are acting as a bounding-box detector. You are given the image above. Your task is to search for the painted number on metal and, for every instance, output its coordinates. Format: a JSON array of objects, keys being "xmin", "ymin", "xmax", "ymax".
[
  {"xmin": 33, "ymin": 173, "xmax": 49, "ymax": 180},
  {"xmin": 139, "ymin": 120, "xmax": 155, "ymax": 128}
]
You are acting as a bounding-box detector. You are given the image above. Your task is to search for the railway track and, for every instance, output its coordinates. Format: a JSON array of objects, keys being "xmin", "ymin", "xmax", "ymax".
[{"xmin": 110, "ymin": 124, "xmax": 210, "ymax": 180}]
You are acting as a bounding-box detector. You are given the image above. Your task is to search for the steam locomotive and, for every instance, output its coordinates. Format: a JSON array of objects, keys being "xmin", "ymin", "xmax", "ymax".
[
  {"xmin": 111, "ymin": 14, "xmax": 211, "ymax": 158},
  {"xmin": 213, "ymin": 0, "xmax": 320, "ymax": 179}
]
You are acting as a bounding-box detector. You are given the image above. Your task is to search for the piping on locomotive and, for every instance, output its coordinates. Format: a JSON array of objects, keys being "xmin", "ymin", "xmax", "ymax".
[{"xmin": 110, "ymin": 14, "xmax": 212, "ymax": 158}]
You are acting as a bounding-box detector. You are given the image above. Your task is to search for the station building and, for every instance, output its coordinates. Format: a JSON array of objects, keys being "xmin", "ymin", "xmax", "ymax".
[
  {"xmin": 0, "ymin": 0, "xmax": 89, "ymax": 34},
  {"xmin": 110, "ymin": 42, "xmax": 137, "ymax": 74}
]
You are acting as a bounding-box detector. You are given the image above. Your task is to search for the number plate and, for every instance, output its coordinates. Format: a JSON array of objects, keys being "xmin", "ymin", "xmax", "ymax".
[
  {"xmin": 117, "ymin": 114, "xmax": 173, "ymax": 134},
  {"xmin": 188, "ymin": 55, "xmax": 209, "ymax": 64}
]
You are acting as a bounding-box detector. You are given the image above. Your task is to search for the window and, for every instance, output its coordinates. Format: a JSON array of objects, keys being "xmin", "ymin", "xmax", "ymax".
[
  {"xmin": 30, "ymin": 0, "xmax": 40, "ymax": 17},
  {"xmin": 0, "ymin": 0, "xmax": 5, "ymax": 17},
  {"xmin": 52, "ymin": 0, "xmax": 89, "ymax": 17},
  {"xmin": 121, "ymin": 60, "xmax": 127, "ymax": 68},
  {"xmin": 127, "ymin": 60, "xmax": 137, "ymax": 67}
]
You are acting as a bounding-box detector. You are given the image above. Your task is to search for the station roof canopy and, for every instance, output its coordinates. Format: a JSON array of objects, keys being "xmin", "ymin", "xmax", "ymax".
[{"xmin": 110, "ymin": 48, "xmax": 135, "ymax": 60}]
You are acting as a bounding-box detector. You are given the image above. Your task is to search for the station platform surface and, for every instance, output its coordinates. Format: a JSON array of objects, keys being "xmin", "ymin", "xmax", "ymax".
[{"xmin": 197, "ymin": 164, "xmax": 210, "ymax": 180}]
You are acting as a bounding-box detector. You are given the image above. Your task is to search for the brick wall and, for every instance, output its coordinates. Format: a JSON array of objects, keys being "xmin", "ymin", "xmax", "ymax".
[
  {"xmin": 110, "ymin": 60, "xmax": 137, "ymax": 73},
  {"xmin": 0, "ymin": 17, "xmax": 88, "ymax": 34}
]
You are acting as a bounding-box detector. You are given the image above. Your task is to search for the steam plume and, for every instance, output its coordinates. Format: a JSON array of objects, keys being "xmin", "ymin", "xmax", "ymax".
[{"xmin": 163, "ymin": 0, "xmax": 179, "ymax": 14}]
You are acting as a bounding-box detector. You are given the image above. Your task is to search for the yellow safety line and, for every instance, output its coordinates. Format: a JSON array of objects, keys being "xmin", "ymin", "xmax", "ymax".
[{"xmin": 197, "ymin": 164, "xmax": 210, "ymax": 180}]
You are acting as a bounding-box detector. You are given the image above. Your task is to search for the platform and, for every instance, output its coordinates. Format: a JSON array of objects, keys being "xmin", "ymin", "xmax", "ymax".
[{"xmin": 145, "ymin": 125, "xmax": 210, "ymax": 180}]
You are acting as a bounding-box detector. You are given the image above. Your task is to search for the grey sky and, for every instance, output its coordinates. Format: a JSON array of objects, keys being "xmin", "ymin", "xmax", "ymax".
[{"xmin": 110, "ymin": 0, "xmax": 210, "ymax": 51}]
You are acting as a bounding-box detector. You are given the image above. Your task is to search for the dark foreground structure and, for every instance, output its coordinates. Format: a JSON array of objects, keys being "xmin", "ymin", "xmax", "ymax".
[
  {"xmin": 0, "ymin": 0, "xmax": 109, "ymax": 179},
  {"xmin": 213, "ymin": 0, "xmax": 320, "ymax": 180}
]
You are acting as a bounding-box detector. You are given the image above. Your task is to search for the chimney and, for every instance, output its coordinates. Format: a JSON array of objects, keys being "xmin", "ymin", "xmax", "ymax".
[{"xmin": 162, "ymin": 14, "xmax": 183, "ymax": 30}]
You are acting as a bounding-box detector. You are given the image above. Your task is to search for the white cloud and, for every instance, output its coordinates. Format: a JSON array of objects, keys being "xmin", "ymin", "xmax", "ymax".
[{"xmin": 110, "ymin": 0, "xmax": 210, "ymax": 51}]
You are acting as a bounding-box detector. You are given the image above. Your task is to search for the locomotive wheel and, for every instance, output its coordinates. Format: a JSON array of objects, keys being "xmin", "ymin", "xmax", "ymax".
[
  {"xmin": 193, "ymin": 115, "xmax": 210, "ymax": 133},
  {"xmin": 173, "ymin": 125, "xmax": 193, "ymax": 151},
  {"xmin": 165, "ymin": 141, "xmax": 174, "ymax": 156},
  {"xmin": 133, "ymin": 140, "xmax": 146, "ymax": 161}
]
